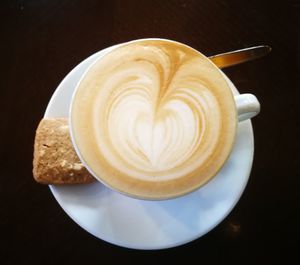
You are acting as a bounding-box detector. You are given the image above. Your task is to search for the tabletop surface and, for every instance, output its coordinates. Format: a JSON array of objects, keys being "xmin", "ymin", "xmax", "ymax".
[{"xmin": 1, "ymin": 0, "xmax": 299, "ymax": 264}]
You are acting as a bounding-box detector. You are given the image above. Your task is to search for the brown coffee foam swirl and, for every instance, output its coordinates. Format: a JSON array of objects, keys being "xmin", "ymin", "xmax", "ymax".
[{"xmin": 72, "ymin": 40, "xmax": 236, "ymax": 198}]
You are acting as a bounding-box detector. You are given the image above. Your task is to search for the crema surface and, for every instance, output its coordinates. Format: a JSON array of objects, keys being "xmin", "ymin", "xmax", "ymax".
[{"xmin": 71, "ymin": 40, "xmax": 237, "ymax": 199}]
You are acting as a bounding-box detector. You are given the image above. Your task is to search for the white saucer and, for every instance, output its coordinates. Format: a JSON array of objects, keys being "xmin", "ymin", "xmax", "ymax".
[{"xmin": 44, "ymin": 47, "xmax": 254, "ymax": 250}]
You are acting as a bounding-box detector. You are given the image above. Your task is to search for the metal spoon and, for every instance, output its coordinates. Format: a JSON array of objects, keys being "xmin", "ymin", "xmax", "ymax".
[{"xmin": 209, "ymin": 45, "xmax": 272, "ymax": 68}]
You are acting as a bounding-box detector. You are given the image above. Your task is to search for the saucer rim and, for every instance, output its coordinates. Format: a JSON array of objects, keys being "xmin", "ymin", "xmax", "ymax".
[{"xmin": 44, "ymin": 47, "xmax": 254, "ymax": 250}]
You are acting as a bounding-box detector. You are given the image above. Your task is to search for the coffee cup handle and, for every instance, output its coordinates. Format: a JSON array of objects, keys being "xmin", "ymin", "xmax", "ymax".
[{"xmin": 234, "ymin": 94, "xmax": 260, "ymax": 122}]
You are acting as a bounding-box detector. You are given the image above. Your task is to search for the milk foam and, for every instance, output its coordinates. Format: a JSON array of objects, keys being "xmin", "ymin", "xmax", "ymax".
[{"xmin": 71, "ymin": 40, "xmax": 236, "ymax": 198}]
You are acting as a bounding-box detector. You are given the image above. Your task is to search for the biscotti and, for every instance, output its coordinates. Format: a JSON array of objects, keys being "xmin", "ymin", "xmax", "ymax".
[{"xmin": 33, "ymin": 118, "xmax": 95, "ymax": 184}]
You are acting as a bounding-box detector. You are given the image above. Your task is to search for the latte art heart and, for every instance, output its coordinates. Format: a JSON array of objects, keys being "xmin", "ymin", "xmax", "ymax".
[
  {"xmin": 94, "ymin": 68, "xmax": 221, "ymax": 180},
  {"xmin": 71, "ymin": 40, "xmax": 237, "ymax": 199}
]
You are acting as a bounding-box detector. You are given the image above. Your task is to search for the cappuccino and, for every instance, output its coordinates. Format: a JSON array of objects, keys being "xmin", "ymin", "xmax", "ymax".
[{"xmin": 71, "ymin": 39, "xmax": 237, "ymax": 199}]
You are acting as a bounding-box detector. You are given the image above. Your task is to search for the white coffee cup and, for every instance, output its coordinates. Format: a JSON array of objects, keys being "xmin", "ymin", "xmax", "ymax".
[{"xmin": 69, "ymin": 38, "xmax": 260, "ymax": 200}]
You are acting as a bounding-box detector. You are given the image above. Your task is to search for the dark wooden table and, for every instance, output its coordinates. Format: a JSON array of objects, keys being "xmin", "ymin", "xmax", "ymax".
[{"xmin": 1, "ymin": 0, "xmax": 299, "ymax": 264}]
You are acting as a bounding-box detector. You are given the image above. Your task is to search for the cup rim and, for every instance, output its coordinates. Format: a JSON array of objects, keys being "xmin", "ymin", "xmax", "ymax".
[{"xmin": 69, "ymin": 38, "xmax": 237, "ymax": 200}]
